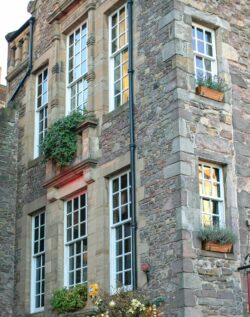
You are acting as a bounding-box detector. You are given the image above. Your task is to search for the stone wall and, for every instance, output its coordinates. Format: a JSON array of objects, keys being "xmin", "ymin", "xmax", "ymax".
[{"xmin": 0, "ymin": 107, "xmax": 18, "ymax": 317}]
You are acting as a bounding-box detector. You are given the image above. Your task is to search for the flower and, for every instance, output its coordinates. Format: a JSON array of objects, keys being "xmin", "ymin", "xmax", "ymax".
[{"xmin": 109, "ymin": 300, "xmax": 116, "ymax": 308}]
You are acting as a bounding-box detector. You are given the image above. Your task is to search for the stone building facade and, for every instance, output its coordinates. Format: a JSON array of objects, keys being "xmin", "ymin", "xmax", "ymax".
[{"xmin": 1, "ymin": 0, "xmax": 250, "ymax": 317}]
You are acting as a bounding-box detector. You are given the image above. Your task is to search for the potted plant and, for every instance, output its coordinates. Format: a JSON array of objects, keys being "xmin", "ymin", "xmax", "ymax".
[
  {"xmin": 196, "ymin": 76, "xmax": 228, "ymax": 102},
  {"xmin": 50, "ymin": 284, "xmax": 88, "ymax": 314},
  {"xmin": 197, "ymin": 226, "xmax": 237, "ymax": 253}
]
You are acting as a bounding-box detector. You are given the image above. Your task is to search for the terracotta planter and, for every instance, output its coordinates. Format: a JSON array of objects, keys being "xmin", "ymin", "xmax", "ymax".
[
  {"xmin": 196, "ymin": 86, "xmax": 224, "ymax": 102},
  {"xmin": 202, "ymin": 241, "xmax": 233, "ymax": 253}
]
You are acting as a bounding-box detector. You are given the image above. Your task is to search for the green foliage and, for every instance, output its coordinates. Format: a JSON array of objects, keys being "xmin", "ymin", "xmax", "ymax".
[
  {"xmin": 42, "ymin": 111, "xmax": 87, "ymax": 167},
  {"xmin": 198, "ymin": 226, "xmax": 237, "ymax": 244},
  {"xmin": 50, "ymin": 284, "xmax": 87, "ymax": 313},
  {"xmin": 196, "ymin": 75, "xmax": 228, "ymax": 92}
]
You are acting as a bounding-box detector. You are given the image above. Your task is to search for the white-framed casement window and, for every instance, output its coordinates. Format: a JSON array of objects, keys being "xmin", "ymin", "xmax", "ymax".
[
  {"xmin": 66, "ymin": 23, "xmax": 88, "ymax": 113},
  {"xmin": 64, "ymin": 193, "xmax": 87, "ymax": 287},
  {"xmin": 199, "ymin": 162, "xmax": 225, "ymax": 227},
  {"xmin": 109, "ymin": 5, "xmax": 129, "ymax": 111},
  {"xmin": 110, "ymin": 171, "xmax": 132, "ymax": 292},
  {"xmin": 192, "ymin": 23, "xmax": 217, "ymax": 80},
  {"xmin": 31, "ymin": 211, "xmax": 45, "ymax": 313},
  {"xmin": 34, "ymin": 68, "xmax": 48, "ymax": 158}
]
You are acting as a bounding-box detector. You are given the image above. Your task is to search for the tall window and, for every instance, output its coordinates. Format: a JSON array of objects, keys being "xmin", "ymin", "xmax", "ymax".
[
  {"xmin": 35, "ymin": 68, "xmax": 48, "ymax": 157},
  {"xmin": 67, "ymin": 24, "xmax": 88, "ymax": 113},
  {"xmin": 31, "ymin": 212, "xmax": 45, "ymax": 312},
  {"xmin": 109, "ymin": 5, "xmax": 129, "ymax": 111},
  {"xmin": 110, "ymin": 171, "xmax": 132, "ymax": 291},
  {"xmin": 199, "ymin": 162, "xmax": 225, "ymax": 227},
  {"xmin": 65, "ymin": 193, "xmax": 87, "ymax": 287},
  {"xmin": 192, "ymin": 24, "xmax": 217, "ymax": 80}
]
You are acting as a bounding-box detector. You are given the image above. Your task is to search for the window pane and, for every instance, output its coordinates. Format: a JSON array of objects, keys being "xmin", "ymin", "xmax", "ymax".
[
  {"xmin": 205, "ymin": 31, "xmax": 212, "ymax": 43},
  {"xmin": 197, "ymin": 28, "xmax": 203, "ymax": 40},
  {"xmin": 197, "ymin": 41, "xmax": 204, "ymax": 54}
]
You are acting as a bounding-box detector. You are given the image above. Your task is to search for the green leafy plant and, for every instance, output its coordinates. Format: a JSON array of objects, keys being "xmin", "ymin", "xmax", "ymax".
[
  {"xmin": 196, "ymin": 75, "xmax": 228, "ymax": 92},
  {"xmin": 197, "ymin": 226, "xmax": 237, "ymax": 244},
  {"xmin": 50, "ymin": 284, "xmax": 87, "ymax": 313},
  {"xmin": 41, "ymin": 111, "xmax": 88, "ymax": 167}
]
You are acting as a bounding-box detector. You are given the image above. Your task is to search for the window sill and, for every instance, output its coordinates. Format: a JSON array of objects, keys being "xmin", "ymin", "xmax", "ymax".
[
  {"xmin": 103, "ymin": 102, "xmax": 129, "ymax": 123},
  {"xmin": 27, "ymin": 156, "xmax": 44, "ymax": 169},
  {"xmin": 197, "ymin": 249, "xmax": 237, "ymax": 260}
]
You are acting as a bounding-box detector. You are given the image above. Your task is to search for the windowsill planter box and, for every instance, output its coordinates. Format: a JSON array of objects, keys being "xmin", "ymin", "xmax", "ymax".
[
  {"xmin": 202, "ymin": 241, "xmax": 233, "ymax": 253},
  {"xmin": 196, "ymin": 86, "xmax": 224, "ymax": 102}
]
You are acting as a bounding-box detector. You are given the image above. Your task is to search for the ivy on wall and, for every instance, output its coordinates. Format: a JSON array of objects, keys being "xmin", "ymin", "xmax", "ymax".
[{"xmin": 42, "ymin": 111, "xmax": 87, "ymax": 167}]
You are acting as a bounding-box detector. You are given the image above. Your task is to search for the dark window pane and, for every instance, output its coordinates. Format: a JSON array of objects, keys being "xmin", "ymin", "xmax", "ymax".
[
  {"xmin": 116, "ymin": 226, "xmax": 122, "ymax": 240},
  {"xmin": 76, "ymin": 241, "xmax": 81, "ymax": 254},
  {"xmin": 76, "ymin": 270, "xmax": 81, "ymax": 283},
  {"xmin": 125, "ymin": 254, "xmax": 131, "ymax": 269},
  {"xmin": 35, "ymin": 216, "xmax": 39, "ymax": 228},
  {"xmin": 35, "ymin": 228, "xmax": 39, "ymax": 241},
  {"xmin": 124, "ymin": 271, "xmax": 131, "ymax": 286},
  {"xmin": 80, "ymin": 194, "xmax": 86, "ymax": 207},
  {"xmin": 69, "ymin": 272, "xmax": 74, "ymax": 286},
  {"xmin": 40, "ymin": 213, "xmax": 45, "ymax": 225},
  {"xmin": 67, "ymin": 228, "xmax": 72, "ymax": 242},
  {"xmin": 34, "ymin": 242, "xmax": 38, "ymax": 254},
  {"xmin": 83, "ymin": 239, "xmax": 87, "ymax": 252},
  {"xmin": 40, "ymin": 239, "xmax": 44, "ymax": 252},
  {"xmin": 80, "ymin": 223, "xmax": 86, "ymax": 237},
  {"xmin": 69, "ymin": 257, "xmax": 74, "ymax": 271},
  {"xmin": 76, "ymin": 255, "xmax": 81, "ymax": 268},
  {"xmin": 67, "ymin": 201, "xmax": 72, "ymax": 214},
  {"xmin": 124, "ymin": 238, "xmax": 131, "ymax": 253},
  {"xmin": 113, "ymin": 194, "xmax": 119, "ymax": 208},
  {"xmin": 116, "ymin": 241, "xmax": 123, "ymax": 256},
  {"xmin": 40, "ymin": 226, "xmax": 44, "ymax": 238},
  {"xmin": 116, "ymin": 256, "xmax": 123, "ymax": 272},
  {"xmin": 35, "ymin": 295, "xmax": 40, "ymax": 308},
  {"xmin": 67, "ymin": 214, "xmax": 72, "ymax": 228},
  {"xmin": 113, "ymin": 209, "xmax": 119, "ymax": 224},
  {"xmin": 80, "ymin": 208, "xmax": 86, "ymax": 222},
  {"xmin": 73, "ymin": 226, "xmax": 79, "ymax": 239},
  {"xmin": 82, "ymin": 268, "xmax": 87, "ymax": 282},
  {"xmin": 124, "ymin": 224, "xmax": 131, "ymax": 237},
  {"xmin": 74, "ymin": 197, "xmax": 79, "ymax": 210},
  {"xmin": 113, "ymin": 178, "xmax": 119, "ymax": 192},
  {"xmin": 121, "ymin": 205, "xmax": 128, "ymax": 220}
]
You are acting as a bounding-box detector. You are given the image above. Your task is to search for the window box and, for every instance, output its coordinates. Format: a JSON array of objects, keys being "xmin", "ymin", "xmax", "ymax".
[
  {"xmin": 198, "ymin": 226, "xmax": 237, "ymax": 254},
  {"xmin": 202, "ymin": 240, "xmax": 233, "ymax": 253},
  {"xmin": 196, "ymin": 85, "xmax": 224, "ymax": 102}
]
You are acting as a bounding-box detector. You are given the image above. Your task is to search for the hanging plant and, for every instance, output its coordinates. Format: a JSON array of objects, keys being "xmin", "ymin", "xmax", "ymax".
[{"xmin": 41, "ymin": 111, "xmax": 88, "ymax": 167}]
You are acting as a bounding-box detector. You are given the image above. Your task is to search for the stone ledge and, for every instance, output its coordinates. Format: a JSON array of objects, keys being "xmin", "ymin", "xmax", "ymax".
[
  {"xmin": 44, "ymin": 158, "xmax": 97, "ymax": 189},
  {"xmin": 27, "ymin": 157, "xmax": 43, "ymax": 169},
  {"xmin": 197, "ymin": 249, "xmax": 237, "ymax": 260},
  {"xmin": 6, "ymin": 59, "xmax": 29, "ymax": 82},
  {"xmin": 76, "ymin": 117, "xmax": 98, "ymax": 134},
  {"xmin": 102, "ymin": 102, "xmax": 129, "ymax": 124}
]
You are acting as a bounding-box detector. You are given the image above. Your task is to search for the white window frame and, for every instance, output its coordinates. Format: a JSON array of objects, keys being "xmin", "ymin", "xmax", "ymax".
[
  {"xmin": 199, "ymin": 162, "xmax": 225, "ymax": 228},
  {"xmin": 34, "ymin": 68, "xmax": 48, "ymax": 158},
  {"xmin": 192, "ymin": 23, "xmax": 217, "ymax": 80},
  {"xmin": 66, "ymin": 23, "xmax": 88, "ymax": 114},
  {"xmin": 64, "ymin": 192, "xmax": 88, "ymax": 288},
  {"xmin": 109, "ymin": 5, "xmax": 129, "ymax": 112},
  {"xmin": 31, "ymin": 211, "xmax": 46, "ymax": 313},
  {"xmin": 109, "ymin": 171, "xmax": 132, "ymax": 293}
]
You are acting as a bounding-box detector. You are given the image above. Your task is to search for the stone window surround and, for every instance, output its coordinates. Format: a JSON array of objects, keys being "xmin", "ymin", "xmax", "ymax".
[
  {"xmin": 34, "ymin": 67, "xmax": 49, "ymax": 159},
  {"xmin": 64, "ymin": 191, "xmax": 88, "ymax": 287},
  {"xmin": 109, "ymin": 170, "xmax": 132, "ymax": 292},
  {"xmin": 161, "ymin": 5, "xmax": 232, "ymax": 105},
  {"xmin": 192, "ymin": 23, "xmax": 217, "ymax": 80},
  {"xmin": 194, "ymin": 150, "xmax": 239, "ymax": 256},
  {"xmin": 186, "ymin": 7, "xmax": 232, "ymax": 102},
  {"xmin": 199, "ymin": 161, "xmax": 225, "ymax": 228},
  {"xmin": 109, "ymin": 4, "xmax": 129, "ymax": 112},
  {"xmin": 66, "ymin": 22, "xmax": 88, "ymax": 114},
  {"xmin": 30, "ymin": 209, "xmax": 46, "ymax": 314}
]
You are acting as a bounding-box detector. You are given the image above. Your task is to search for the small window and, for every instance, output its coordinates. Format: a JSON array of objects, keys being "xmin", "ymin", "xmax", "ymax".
[
  {"xmin": 110, "ymin": 171, "xmax": 132, "ymax": 291},
  {"xmin": 31, "ymin": 211, "xmax": 45, "ymax": 313},
  {"xmin": 199, "ymin": 162, "xmax": 225, "ymax": 227},
  {"xmin": 67, "ymin": 24, "xmax": 88, "ymax": 113},
  {"xmin": 192, "ymin": 24, "xmax": 217, "ymax": 80},
  {"xmin": 34, "ymin": 68, "xmax": 48, "ymax": 158},
  {"xmin": 109, "ymin": 5, "xmax": 129, "ymax": 111},
  {"xmin": 65, "ymin": 193, "xmax": 87, "ymax": 287}
]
